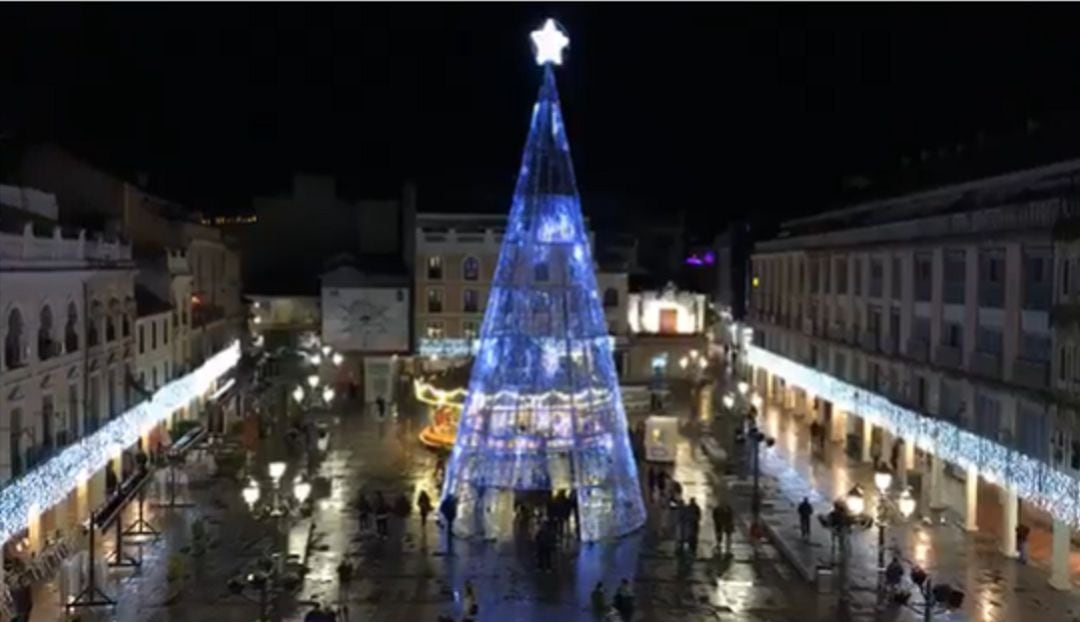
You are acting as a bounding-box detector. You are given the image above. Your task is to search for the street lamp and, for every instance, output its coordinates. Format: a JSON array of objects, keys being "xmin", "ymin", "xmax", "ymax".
[
  {"xmin": 293, "ymin": 478, "xmax": 311, "ymax": 506},
  {"xmin": 242, "ymin": 480, "xmax": 261, "ymax": 508},
  {"xmin": 268, "ymin": 461, "xmax": 286, "ymax": 485},
  {"xmin": 321, "ymin": 345, "xmax": 332, "ymax": 357},
  {"xmin": 332, "ymin": 352, "xmax": 344, "ymax": 366},
  {"xmin": 845, "ymin": 485, "xmax": 866, "ymax": 517},
  {"xmin": 310, "ymin": 353, "xmax": 322, "ymax": 366},
  {"xmin": 736, "ymin": 424, "xmax": 775, "ymax": 525},
  {"xmin": 874, "ymin": 466, "xmax": 894, "ymax": 495},
  {"xmin": 306, "ymin": 375, "xmax": 319, "ymax": 389},
  {"xmin": 722, "ymin": 394, "xmax": 735, "ymax": 411},
  {"xmin": 291, "ymin": 386, "xmax": 304, "ymax": 404},
  {"xmin": 738, "ymin": 380, "xmax": 749, "ymax": 395},
  {"xmin": 679, "ymin": 356, "xmax": 689, "ymax": 370},
  {"xmin": 898, "ymin": 488, "xmax": 917, "ymax": 519},
  {"xmin": 321, "ymin": 387, "xmax": 335, "ymax": 404}
]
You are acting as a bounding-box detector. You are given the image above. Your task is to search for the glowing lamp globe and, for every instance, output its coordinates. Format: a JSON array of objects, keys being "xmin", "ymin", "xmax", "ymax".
[
  {"xmin": 321, "ymin": 345, "xmax": 332, "ymax": 357},
  {"xmin": 738, "ymin": 381, "xmax": 749, "ymax": 395},
  {"xmin": 898, "ymin": 488, "xmax": 917, "ymax": 519},
  {"xmin": 845, "ymin": 486, "xmax": 865, "ymax": 516},
  {"xmin": 306, "ymin": 375, "xmax": 319, "ymax": 389},
  {"xmin": 322, "ymin": 387, "xmax": 335, "ymax": 403},
  {"xmin": 310, "ymin": 354, "xmax": 322, "ymax": 366},
  {"xmin": 722, "ymin": 394, "xmax": 735, "ymax": 410},
  {"xmin": 332, "ymin": 352, "xmax": 344, "ymax": 366},
  {"xmin": 292, "ymin": 387, "xmax": 304, "ymax": 404},
  {"xmin": 268, "ymin": 461, "xmax": 286, "ymax": 483},
  {"xmin": 293, "ymin": 479, "xmax": 312, "ymax": 504},
  {"xmin": 679, "ymin": 356, "xmax": 689, "ymax": 370},
  {"xmin": 874, "ymin": 468, "xmax": 893, "ymax": 494},
  {"xmin": 242, "ymin": 481, "xmax": 261, "ymax": 507},
  {"xmin": 750, "ymin": 393, "xmax": 763, "ymax": 409}
]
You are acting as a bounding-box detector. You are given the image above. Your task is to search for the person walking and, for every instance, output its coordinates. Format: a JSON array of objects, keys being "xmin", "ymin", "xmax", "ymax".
[
  {"xmin": 461, "ymin": 580, "xmax": 479, "ymax": 622},
  {"xmin": 374, "ymin": 492, "xmax": 390, "ymax": 539},
  {"xmin": 417, "ymin": 490, "xmax": 433, "ymax": 526},
  {"xmin": 1017, "ymin": 523, "xmax": 1031, "ymax": 564},
  {"xmin": 685, "ymin": 497, "xmax": 702, "ymax": 555},
  {"xmin": 713, "ymin": 503, "xmax": 734, "ymax": 554},
  {"xmin": 797, "ymin": 497, "xmax": 814, "ymax": 541},
  {"xmin": 646, "ymin": 467, "xmax": 657, "ymax": 503},
  {"xmin": 440, "ymin": 493, "xmax": 457, "ymax": 546},
  {"xmin": 356, "ymin": 494, "xmax": 372, "ymax": 534},
  {"xmin": 591, "ymin": 581, "xmax": 607, "ymax": 617},
  {"xmin": 613, "ymin": 579, "xmax": 635, "ymax": 621}
]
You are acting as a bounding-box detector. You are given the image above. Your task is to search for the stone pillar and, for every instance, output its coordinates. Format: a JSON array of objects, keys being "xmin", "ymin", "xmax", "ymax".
[
  {"xmin": 898, "ymin": 440, "xmax": 915, "ymax": 488},
  {"xmin": 27, "ymin": 506, "xmax": 42, "ymax": 553},
  {"xmin": 830, "ymin": 409, "xmax": 847, "ymax": 443},
  {"xmin": 860, "ymin": 417, "xmax": 873, "ymax": 463},
  {"xmin": 1000, "ymin": 486, "xmax": 1018, "ymax": 558},
  {"xmin": 965, "ymin": 465, "xmax": 979, "ymax": 532},
  {"xmin": 1050, "ymin": 518, "xmax": 1072, "ymax": 590},
  {"xmin": 929, "ymin": 454, "xmax": 946, "ymax": 510}
]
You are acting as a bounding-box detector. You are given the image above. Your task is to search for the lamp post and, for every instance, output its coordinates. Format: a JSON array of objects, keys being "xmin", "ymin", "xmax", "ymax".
[
  {"xmin": 873, "ymin": 465, "xmax": 894, "ymax": 572},
  {"xmin": 736, "ymin": 423, "xmax": 775, "ymax": 525}
]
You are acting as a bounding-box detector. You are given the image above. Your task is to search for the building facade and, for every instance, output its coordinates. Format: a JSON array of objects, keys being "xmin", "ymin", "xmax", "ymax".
[
  {"xmin": 0, "ymin": 194, "xmax": 136, "ymax": 551},
  {"xmin": 748, "ymin": 158, "xmax": 1080, "ymax": 589}
]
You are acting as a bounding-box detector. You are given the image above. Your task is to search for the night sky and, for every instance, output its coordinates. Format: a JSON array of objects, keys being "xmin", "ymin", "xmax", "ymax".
[{"xmin": 3, "ymin": 4, "xmax": 1080, "ymax": 233}]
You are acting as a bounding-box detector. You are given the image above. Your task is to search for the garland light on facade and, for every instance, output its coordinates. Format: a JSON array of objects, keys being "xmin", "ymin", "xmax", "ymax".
[
  {"xmin": 0, "ymin": 342, "xmax": 241, "ymax": 544},
  {"xmin": 747, "ymin": 344, "xmax": 1080, "ymax": 527}
]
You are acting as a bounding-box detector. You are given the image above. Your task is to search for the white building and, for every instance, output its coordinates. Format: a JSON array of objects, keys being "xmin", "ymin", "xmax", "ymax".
[
  {"xmin": 748, "ymin": 158, "xmax": 1080, "ymax": 589},
  {"xmin": 135, "ymin": 286, "xmax": 174, "ymax": 394},
  {"xmin": 0, "ymin": 197, "xmax": 135, "ymax": 551},
  {"xmin": 623, "ymin": 282, "xmax": 709, "ymax": 384}
]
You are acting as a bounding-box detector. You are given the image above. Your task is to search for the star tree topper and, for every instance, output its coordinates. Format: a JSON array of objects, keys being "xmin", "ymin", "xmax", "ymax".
[{"xmin": 531, "ymin": 18, "xmax": 569, "ymax": 66}]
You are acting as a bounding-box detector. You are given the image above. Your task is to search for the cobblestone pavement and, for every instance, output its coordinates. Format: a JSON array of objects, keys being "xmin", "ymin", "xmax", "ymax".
[{"xmin": 750, "ymin": 393, "xmax": 1080, "ymax": 622}]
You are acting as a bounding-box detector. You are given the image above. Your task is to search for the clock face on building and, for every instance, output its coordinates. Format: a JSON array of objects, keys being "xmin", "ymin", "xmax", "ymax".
[
  {"xmin": 322, "ymin": 287, "xmax": 409, "ymax": 353},
  {"xmin": 338, "ymin": 300, "xmax": 389, "ymax": 349}
]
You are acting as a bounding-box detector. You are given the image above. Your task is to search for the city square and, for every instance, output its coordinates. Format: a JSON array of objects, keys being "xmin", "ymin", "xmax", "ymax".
[{"xmin": 4, "ymin": 4, "xmax": 1080, "ymax": 622}]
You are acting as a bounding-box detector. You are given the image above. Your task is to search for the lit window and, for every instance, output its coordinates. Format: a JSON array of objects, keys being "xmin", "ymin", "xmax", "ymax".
[
  {"xmin": 463, "ymin": 320, "xmax": 479, "ymax": 340},
  {"xmin": 464, "ymin": 289, "xmax": 480, "ymax": 313},
  {"xmin": 427, "ymin": 256, "xmax": 443, "ymax": 280},
  {"xmin": 426, "ymin": 322, "xmax": 444, "ymax": 339}
]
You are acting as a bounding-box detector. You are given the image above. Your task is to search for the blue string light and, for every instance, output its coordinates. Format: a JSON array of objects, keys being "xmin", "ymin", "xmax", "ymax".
[
  {"xmin": 0, "ymin": 342, "xmax": 240, "ymax": 544},
  {"xmin": 441, "ymin": 36, "xmax": 645, "ymax": 541},
  {"xmin": 748, "ymin": 345, "xmax": 1080, "ymax": 527}
]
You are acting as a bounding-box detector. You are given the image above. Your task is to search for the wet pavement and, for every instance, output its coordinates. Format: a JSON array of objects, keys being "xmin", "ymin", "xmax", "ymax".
[{"xmin": 751, "ymin": 392, "xmax": 1080, "ymax": 622}]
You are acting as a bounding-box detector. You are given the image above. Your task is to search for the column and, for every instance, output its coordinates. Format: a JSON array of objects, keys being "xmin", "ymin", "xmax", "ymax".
[
  {"xmin": 830, "ymin": 409, "xmax": 847, "ymax": 444},
  {"xmin": 860, "ymin": 417, "xmax": 873, "ymax": 463},
  {"xmin": 1000, "ymin": 486, "xmax": 1018, "ymax": 558},
  {"xmin": 965, "ymin": 464, "xmax": 978, "ymax": 532},
  {"xmin": 1050, "ymin": 518, "xmax": 1072, "ymax": 590},
  {"xmin": 900, "ymin": 440, "xmax": 916, "ymax": 488},
  {"xmin": 929, "ymin": 454, "xmax": 946, "ymax": 510},
  {"xmin": 27, "ymin": 506, "xmax": 42, "ymax": 553}
]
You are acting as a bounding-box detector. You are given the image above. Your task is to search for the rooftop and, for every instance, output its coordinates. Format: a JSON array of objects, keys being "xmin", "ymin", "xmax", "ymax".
[{"xmin": 135, "ymin": 285, "xmax": 172, "ymax": 317}]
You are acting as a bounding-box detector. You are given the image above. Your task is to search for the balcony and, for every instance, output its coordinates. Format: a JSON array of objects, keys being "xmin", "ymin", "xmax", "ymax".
[
  {"xmin": 934, "ymin": 344, "xmax": 963, "ymax": 370},
  {"xmin": 1013, "ymin": 359, "xmax": 1049, "ymax": 390},
  {"xmin": 971, "ymin": 351, "xmax": 1003, "ymax": 380},
  {"xmin": 906, "ymin": 339, "xmax": 929, "ymax": 362}
]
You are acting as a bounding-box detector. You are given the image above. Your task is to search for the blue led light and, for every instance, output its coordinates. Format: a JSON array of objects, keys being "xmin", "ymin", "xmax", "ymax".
[
  {"xmin": 441, "ymin": 51, "xmax": 645, "ymax": 542},
  {"xmin": 0, "ymin": 342, "xmax": 240, "ymax": 544},
  {"xmin": 748, "ymin": 345, "xmax": 1080, "ymax": 528}
]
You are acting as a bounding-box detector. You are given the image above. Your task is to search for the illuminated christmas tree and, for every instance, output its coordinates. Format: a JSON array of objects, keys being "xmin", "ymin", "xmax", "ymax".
[{"xmin": 441, "ymin": 19, "xmax": 646, "ymax": 541}]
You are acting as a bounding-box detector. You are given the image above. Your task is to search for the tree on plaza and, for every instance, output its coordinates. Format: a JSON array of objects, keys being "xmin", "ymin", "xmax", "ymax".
[{"xmin": 441, "ymin": 19, "xmax": 646, "ymax": 541}]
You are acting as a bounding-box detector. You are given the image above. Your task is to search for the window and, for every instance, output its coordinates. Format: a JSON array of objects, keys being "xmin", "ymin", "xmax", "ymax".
[
  {"xmin": 65, "ymin": 302, "xmax": 79, "ymax": 353},
  {"xmin": 1023, "ymin": 247, "xmax": 1052, "ymax": 310},
  {"xmin": 107, "ymin": 368, "xmax": 116, "ymax": 419},
  {"xmin": 427, "ymin": 256, "xmax": 443, "ymax": 280},
  {"xmin": 979, "ymin": 248, "xmax": 1005, "ymax": 307},
  {"xmin": 869, "ymin": 258, "xmax": 884, "ymax": 298},
  {"xmin": 463, "ymin": 320, "xmax": 479, "ymax": 340},
  {"xmin": 425, "ymin": 322, "xmax": 444, "ymax": 339},
  {"xmin": 88, "ymin": 301, "xmax": 101, "ymax": 347},
  {"xmin": 943, "ymin": 249, "xmax": 966, "ymax": 304},
  {"xmin": 164, "ymin": 361, "xmax": 170, "ymax": 380},
  {"xmin": 163, "ymin": 319, "xmax": 169, "ymax": 344},
  {"xmin": 976, "ymin": 326, "xmax": 1003, "ymax": 355},
  {"xmin": 854, "ymin": 258, "xmax": 864, "ymax": 296},
  {"xmin": 911, "ymin": 316, "xmax": 930, "ymax": 343},
  {"xmin": 5, "ymin": 308, "xmax": 24, "ymax": 369},
  {"xmin": 151, "ymin": 321, "xmax": 157, "ymax": 350},
  {"xmin": 891, "ymin": 256, "xmax": 902, "ymax": 300},
  {"xmin": 138, "ymin": 325, "xmax": 145, "ymax": 354},
  {"xmin": 809, "ymin": 260, "xmax": 820, "ymax": 293},
  {"xmin": 1021, "ymin": 331, "xmax": 1051, "ymax": 363},
  {"xmin": 1061, "ymin": 346, "xmax": 1069, "ymax": 382},
  {"xmin": 942, "ymin": 322, "xmax": 962, "ymax": 348},
  {"xmin": 41, "ymin": 395, "xmax": 53, "ymax": 452},
  {"xmin": 122, "ymin": 313, "xmax": 130, "ymax": 338},
  {"xmin": 914, "ymin": 253, "xmax": 932, "ymax": 302},
  {"xmin": 463, "ymin": 289, "xmax": 480, "ymax": 313},
  {"xmin": 151, "ymin": 366, "xmax": 158, "ymax": 390},
  {"xmin": 1064, "ymin": 259, "xmax": 1072, "ymax": 296},
  {"xmin": 38, "ymin": 305, "xmax": 55, "ymax": 361},
  {"xmin": 68, "ymin": 384, "xmax": 79, "ymax": 442},
  {"xmin": 9, "ymin": 407, "xmax": 22, "ymax": 478},
  {"xmin": 534, "ymin": 262, "xmax": 550, "ymax": 282},
  {"xmin": 427, "ymin": 289, "xmax": 443, "ymax": 313},
  {"xmin": 835, "ymin": 257, "xmax": 848, "ymax": 294},
  {"xmin": 463, "ymin": 256, "xmax": 480, "ymax": 281},
  {"xmin": 822, "ymin": 258, "xmax": 831, "ymax": 293},
  {"xmin": 603, "ymin": 288, "xmax": 619, "ymax": 308}
]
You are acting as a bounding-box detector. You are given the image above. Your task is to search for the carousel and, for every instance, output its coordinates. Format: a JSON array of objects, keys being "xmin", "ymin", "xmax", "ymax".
[{"xmin": 415, "ymin": 379, "xmax": 466, "ymax": 450}]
